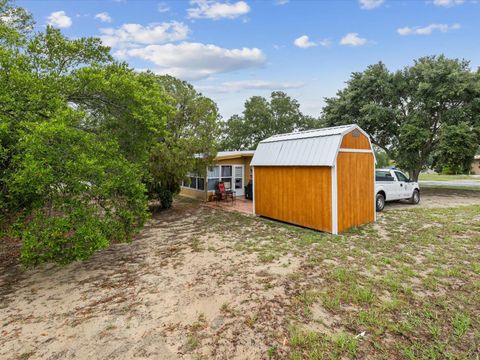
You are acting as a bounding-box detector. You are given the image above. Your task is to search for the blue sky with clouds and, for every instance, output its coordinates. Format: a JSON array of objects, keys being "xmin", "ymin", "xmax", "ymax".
[{"xmin": 18, "ymin": 0, "xmax": 480, "ymax": 119}]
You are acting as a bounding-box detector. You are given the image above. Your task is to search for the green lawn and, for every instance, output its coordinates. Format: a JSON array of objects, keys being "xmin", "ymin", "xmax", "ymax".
[{"xmin": 419, "ymin": 173, "xmax": 480, "ymax": 182}]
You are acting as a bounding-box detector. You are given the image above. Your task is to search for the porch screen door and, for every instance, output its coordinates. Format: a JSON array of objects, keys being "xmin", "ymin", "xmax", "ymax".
[{"xmin": 234, "ymin": 165, "xmax": 244, "ymax": 196}]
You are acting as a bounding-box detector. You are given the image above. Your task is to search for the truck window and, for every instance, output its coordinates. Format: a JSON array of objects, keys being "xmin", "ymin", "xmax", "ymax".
[
  {"xmin": 395, "ymin": 171, "xmax": 409, "ymax": 182},
  {"xmin": 375, "ymin": 170, "xmax": 394, "ymax": 182}
]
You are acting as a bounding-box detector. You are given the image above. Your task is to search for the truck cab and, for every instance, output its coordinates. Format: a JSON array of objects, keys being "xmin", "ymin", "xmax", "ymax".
[{"xmin": 375, "ymin": 169, "xmax": 420, "ymax": 211}]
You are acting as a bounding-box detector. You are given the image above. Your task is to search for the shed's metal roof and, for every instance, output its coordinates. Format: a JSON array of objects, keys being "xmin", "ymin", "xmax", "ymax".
[
  {"xmin": 251, "ymin": 124, "xmax": 364, "ymax": 167},
  {"xmin": 260, "ymin": 124, "xmax": 356, "ymax": 143}
]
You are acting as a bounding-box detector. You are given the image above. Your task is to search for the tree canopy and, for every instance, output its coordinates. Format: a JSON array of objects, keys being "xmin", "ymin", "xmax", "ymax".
[
  {"xmin": 220, "ymin": 91, "xmax": 321, "ymax": 150},
  {"xmin": 322, "ymin": 56, "xmax": 480, "ymax": 179},
  {"xmin": 0, "ymin": 1, "xmax": 220, "ymax": 265}
]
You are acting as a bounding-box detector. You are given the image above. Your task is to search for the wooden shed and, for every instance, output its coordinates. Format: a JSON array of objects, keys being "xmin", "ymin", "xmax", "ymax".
[{"xmin": 251, "ymin": 124, "xmax": 375, "ymax": 234}]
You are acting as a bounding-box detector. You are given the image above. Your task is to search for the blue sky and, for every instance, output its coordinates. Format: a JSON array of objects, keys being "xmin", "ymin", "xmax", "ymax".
[{"xmin": 18, "ymin": 0, "xmax": 480, "ymax": 119}]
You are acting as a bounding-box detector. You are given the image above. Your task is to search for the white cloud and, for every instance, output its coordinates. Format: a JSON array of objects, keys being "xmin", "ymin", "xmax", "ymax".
[
  {"xmin": 293, "ymin": 35, "xmax": 330, "ymax": 49},
  {"xmin": 340, "ymin": 33, "xmax": 367, "ymax": 46},
  {"xmin": 274, "ymin": 0, "xmax": 289, "ymax": 5},
  {"xmin": 432, "ymin": 0, "xmax": 464, "ymax": 7},
  {"xmin": 187, "ymin": 0, "xmax": 250, "ymax": 20},
  {"xmin": 199, "ymin": 79, "xmax": 304, "ymax": 93},
  {"xmin": 123, "ymin": 42, "xmax": 265, "ymax": 80},
  {"xmin": 95, "ymin": 12, "xmax": 112, "ymax": 23},
  {"xmin": 46, "ymin": 10, "xmax": 72, "ymax": 28},
  {"xmin": 99, "ymin": 21, "xmax": 189, "ymax": 48},
  {"xmin": 294, "ymin": 35, "xmax": 317, "ymax": 48},
  {"xmin": 397, "ymin": 23, "xmax": 460, "ymax": 35},
  {"xmin": 359, "ymin": 0, "xmax": 384, "ymax": 9},
  {"xmin": 157, "ymin": 2, "xmax": 170, "ymax": 12}
]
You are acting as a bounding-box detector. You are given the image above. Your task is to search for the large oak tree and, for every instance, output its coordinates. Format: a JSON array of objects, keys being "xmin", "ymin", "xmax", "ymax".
[{"xmin": 322, "ymin": 56, "xmax": 480, "ymax": 180}]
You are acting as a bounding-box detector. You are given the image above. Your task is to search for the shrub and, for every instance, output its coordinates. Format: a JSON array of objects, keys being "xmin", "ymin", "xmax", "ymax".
[
  {"xmin": 158, "ymin": 188, "xmax": 174, "ymax": 209},
  {"xmin": 8, "ymin": 118, "xmax": 148, "ymax": 266}
]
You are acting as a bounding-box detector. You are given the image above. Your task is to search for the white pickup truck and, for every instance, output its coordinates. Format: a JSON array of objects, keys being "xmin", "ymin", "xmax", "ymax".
[{"xmin": 375, "ymin": 169, "xmax": 420, "ymax": 211}]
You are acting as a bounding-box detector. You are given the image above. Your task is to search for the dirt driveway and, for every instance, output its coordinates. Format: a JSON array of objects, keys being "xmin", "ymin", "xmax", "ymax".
[
  {"xmin": 382, "ymin": 187, "xmax": 480, "ymax": 211},
  {"xmin": 1, "ymin": 189, "xmax": 479, "ymax": 359}
]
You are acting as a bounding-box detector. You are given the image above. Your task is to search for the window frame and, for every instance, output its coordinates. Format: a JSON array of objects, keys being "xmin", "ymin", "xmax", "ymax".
[
  {"xmin": 207, "ymin": 164, "xmax": 242, "ymax": 192},
  {"xmin": 181, "ymin": 172, "xmax": 205, "ymax": 192}
]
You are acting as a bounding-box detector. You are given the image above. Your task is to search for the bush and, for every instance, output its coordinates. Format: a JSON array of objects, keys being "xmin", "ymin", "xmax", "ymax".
[
  {"xmin": 159, "ymin": 188, "xmax": 173, "ymax": 209},
  {"xmin": 7, "ymin": 118, "xmax": 148, "ymax": 266}
]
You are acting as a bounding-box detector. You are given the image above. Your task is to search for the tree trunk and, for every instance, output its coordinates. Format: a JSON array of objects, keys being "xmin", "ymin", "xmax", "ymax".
[{"xmin": 410, "ymin": 168, "xmax": 421, "ymax": 182}]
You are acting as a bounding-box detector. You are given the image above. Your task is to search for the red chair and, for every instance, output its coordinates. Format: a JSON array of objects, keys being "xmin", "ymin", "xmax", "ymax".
[{"xmin": 215, "ymin": 181, "xmax": 235, "ymax": 203}]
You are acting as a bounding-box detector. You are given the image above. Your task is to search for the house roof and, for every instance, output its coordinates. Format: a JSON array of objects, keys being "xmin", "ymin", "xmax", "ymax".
[
  {"xmin": 216, "ymin": 150, "xmax": 255, "ymax": 160},
  {"xmin": 251, "ymin": 124, "xmax": 369, "ymax": 167}
]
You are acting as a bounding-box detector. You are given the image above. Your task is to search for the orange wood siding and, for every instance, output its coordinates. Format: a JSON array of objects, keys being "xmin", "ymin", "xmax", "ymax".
[
  {"xmin": 254, "ymin": 166, "xmax": 332, "ymax": 232},
  {"xmin": 340, "ymin": 129, "xmax": 371, "ymax": 149},
  {"xmin": 336, "ymin": 152, "xmax": 375, "ymax": 233}
]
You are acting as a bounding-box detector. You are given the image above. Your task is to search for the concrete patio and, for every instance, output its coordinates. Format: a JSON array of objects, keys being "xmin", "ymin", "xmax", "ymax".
[{"xmin": 204, "ymin": 197, "xmax": 253, "ymax": 214}]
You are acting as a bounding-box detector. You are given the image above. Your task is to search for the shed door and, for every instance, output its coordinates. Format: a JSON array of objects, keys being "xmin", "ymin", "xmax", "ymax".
[{"xmin": 336, "ymin": 152, "xmax": 375, "ymax": 233}]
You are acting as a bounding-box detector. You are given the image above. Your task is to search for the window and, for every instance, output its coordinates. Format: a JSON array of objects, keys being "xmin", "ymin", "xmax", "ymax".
[
  {"xmin": 375, "ymin": 170, "xmax": 394, "ymax": 182},
  {"xmin": 197, "ymin": 177, "xmax": 205, "ymax": 191},
  {"xmin": 395, "ymin": 171, "xmax": 409, "ymax": 182},
  {"xmin": 207, "ymin": 165, "xmax": 238, "ymax": 191},
  {"xmin": 182, "ymin": 172, "xmax": 205, "ymax": 191},
  {"xmin": 221, "ymin": 165, "xmax": 232, "ymax": 177},
  {"xmin": 208, "ymin": 166, "xmax": 220, "ymax": 191}
]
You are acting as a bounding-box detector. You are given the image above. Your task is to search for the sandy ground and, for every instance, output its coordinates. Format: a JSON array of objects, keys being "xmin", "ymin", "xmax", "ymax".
[
  {"xmin": 1, "ymin": 188, "xmax": 480, "ymax": 359},
  {"xmin": 0, "ymin": 201, "xmax": 297, "ymax": 360}
]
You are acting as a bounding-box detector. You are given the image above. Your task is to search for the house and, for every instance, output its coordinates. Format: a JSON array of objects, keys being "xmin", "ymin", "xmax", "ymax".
[
  {"xmin": 471, "ymin": 155, "xmax": 480, "ymax": 175},
  {"xmin": 179, "ymin": 150, "xmax": 255, "ymax": 201},
  {"xmin": 251, "ymin": 124, "xmax": 376, "ymax": 235}
]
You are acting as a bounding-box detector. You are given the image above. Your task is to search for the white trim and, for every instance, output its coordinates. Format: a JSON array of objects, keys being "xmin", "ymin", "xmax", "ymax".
[
  {"xmin": 338, "ymin": 148, "xmax": 373, "ymax": 153},
  {"xmin": 333, "ymin": 125, "xmax": 376, "ymax": 228},
  {"xmin": 331, "ymin": 164, "xmax": 338, "ymax": 235},
  {"xmin": 252, "ymin": 167, "xmax": 256, "ymax": 215},
  {"xmin": 233, "ymin": 164, "xmax": 245, "ymax": 196}
]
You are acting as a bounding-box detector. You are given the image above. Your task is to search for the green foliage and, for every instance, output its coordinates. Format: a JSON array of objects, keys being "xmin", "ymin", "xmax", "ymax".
[
  {"xmin": 374, "ymin": 146, "xmax": 390, "ymax": 168},
  {"xmin": 220, "ymin": 91, "xmax": 323, "ymax": 150},
  {"xmin": 9, "ymin": 118, "xmax": 148, "ymax": 266},
  {"xmin": 323, "ymin": 56, "xmax": 480, "ymax": 180},
  {"xmin": 434, "ymin": 122, "xmax": 479, "ymax": 174},
  {"xmin": 0, "ymin": 1, "xmax": 219, "ymax": 265},
  {"xmin": 147, "ymin": 75, "xmax": 220, "ymax": 203},
  {"xmin": 158, "ymin": 188, "xmax": 174, "ymax": 209}
]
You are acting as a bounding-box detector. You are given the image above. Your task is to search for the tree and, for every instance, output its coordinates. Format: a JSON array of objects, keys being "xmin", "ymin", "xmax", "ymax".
[
  {"xmin": 9, "ymin": 115, "xmax": 148, "ymax": 266},
  {"xmin": 323, "ymin": 56, "xmax": 480, "ymax": 180},
  {"xmin": 433, "ymin": 122, "xmax": 479, "ymax": 174},
  {"xmin": 0, "ymin": 1, "xmax": 170, "ymax": 265},
  {"xmin": 374, "ymin": 146, "xmax": 390, "ymax": 168},
  {"xmin": 147, "ymin": 75, "xmax": 220, "ymax": 208},
  {"xmin": 221, "ymin": 91, "xmax": 322, "ymax": 150}
]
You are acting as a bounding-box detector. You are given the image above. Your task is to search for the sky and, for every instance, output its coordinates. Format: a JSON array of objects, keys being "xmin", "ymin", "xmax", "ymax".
[{"xmin": 18, "ymin": 0, "xmax": 480, "ymax": 120}]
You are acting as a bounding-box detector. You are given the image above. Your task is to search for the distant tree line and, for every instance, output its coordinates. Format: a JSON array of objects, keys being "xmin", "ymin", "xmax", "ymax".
[
  {"xmin": 0, "ymin": 0, "xmax": 219, "ymax": 265},
  {"xmin": 221, "ymin": 57, "xmax": 480, "ymax": 180}
]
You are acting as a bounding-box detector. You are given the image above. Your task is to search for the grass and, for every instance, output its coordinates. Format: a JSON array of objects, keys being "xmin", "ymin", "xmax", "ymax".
[
  {"xmin": 418, "ymin": 173, "xmax": 480, "ymax": 181},
  {"xmin": 421, "ymin": 184, "xmax": 480, "ymax": 191},
  {"xmin": 202, "ymin": 202, "xmax": 480, "ymax": 358}
]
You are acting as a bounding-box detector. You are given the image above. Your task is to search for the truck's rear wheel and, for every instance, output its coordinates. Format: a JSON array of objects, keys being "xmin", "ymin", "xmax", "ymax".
[
  {"xmin": 410, "ymin": 189, "xmax": 420, "ymax": 204},
  {"xmin": 376, "ymin": 193, "xmax": 385, "ymax": 212}
]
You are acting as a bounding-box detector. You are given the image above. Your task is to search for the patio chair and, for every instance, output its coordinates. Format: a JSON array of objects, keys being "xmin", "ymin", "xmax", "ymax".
[{"xmin": 216, "ymin": 181, "xmax": 235, "ymax": 203}]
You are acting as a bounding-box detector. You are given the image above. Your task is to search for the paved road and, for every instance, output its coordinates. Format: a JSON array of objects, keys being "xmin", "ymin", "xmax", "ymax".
[{"xmin": 419, "ymin": 180, "xmax": 480, "ymax": 188}]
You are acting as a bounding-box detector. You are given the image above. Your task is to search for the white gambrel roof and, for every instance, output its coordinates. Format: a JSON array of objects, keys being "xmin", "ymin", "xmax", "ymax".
[{"xmin": 251, "ymin": 124, "xmax": 369, "ymax": 167}]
